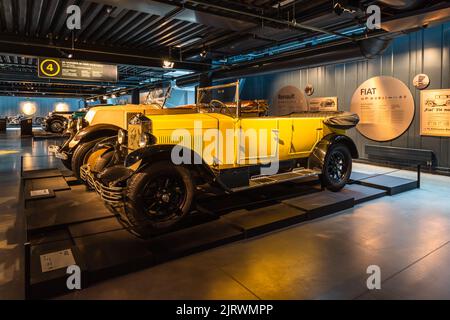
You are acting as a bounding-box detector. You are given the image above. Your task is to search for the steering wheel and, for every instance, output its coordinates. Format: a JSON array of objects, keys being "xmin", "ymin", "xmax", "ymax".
[{"xmin": 209, "ymin": 99, "xmax": 234, "ymax": 117}]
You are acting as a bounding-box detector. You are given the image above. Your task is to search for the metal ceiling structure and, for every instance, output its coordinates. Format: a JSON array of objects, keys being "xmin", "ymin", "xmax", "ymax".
[{"xmin": 0, "ymin": 0, "xmax": 449, "ymax": 97}]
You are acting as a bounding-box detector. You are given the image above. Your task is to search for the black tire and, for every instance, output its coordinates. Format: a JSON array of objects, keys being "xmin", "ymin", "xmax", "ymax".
[
  {"xmin": 61, "ymin": 158, "xmax": 72, "ymax": 171},
  {"xmin": 71, "ymin": 139, "xmax": 103, "ymax": 179},
  {"xmin": 125, "ymin": 162, "xmax": 194, "ymax": 237},
  {"xmin": 49, "ymin": 119, "xmax": 65, "ymax": 133},
  {"xmin": 321, "ymin": 143, "xmax": 352, "ymax": 192},
  {"xmin": 91, "ymin": 149, "xmax": 115, "ymax": 173}
]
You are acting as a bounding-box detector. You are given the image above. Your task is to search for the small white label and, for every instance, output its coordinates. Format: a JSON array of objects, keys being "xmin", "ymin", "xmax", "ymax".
[
  {"xmin": 40, "ymin": 249, "xmax": 76, "ymax": 273},
  {"xmin": 30, "ymin": 189, "xmax": 50, "ymax": 197}
]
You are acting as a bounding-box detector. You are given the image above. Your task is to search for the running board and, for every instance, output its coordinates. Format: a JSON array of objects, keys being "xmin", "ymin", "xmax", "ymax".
[{"xmin": 231, "ymin": 168, "xmax": 322, "ymax": 192}]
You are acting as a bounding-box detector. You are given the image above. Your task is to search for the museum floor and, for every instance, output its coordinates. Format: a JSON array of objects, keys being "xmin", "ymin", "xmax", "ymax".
[{"xmin": 1, "ymin": 129, "xmax": 450, "ymax": 300}]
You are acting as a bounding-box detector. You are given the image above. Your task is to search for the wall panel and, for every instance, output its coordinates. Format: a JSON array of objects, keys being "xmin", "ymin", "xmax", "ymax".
[
  {"xmin": 240, "ymin": 22, "xmax": 450, "ymax": 169},
  {"xmin": 0, "ymin": 96, "xmax": 83, "ymax": 118}
]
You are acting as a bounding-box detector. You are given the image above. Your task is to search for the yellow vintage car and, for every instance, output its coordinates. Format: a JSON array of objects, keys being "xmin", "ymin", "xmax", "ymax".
[{"xmin": 86, "ymin": 82, "xmax": 359, "ymax": 236}]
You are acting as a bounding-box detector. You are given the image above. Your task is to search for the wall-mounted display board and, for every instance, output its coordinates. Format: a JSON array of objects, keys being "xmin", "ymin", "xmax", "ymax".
[
  {"xmin": 308, "ymin": 97, "xmax": 338, "ymax": 112},
  {"xmin": 38, "ymin": 58, "xmax": 118, "ymax": 82},
  {"xmin": 273, "ymin": 85, "xmax": 307, "ymax": 115},
  {"xmin": 350, "ymin": 76, "xmax": 415, "ymax": 142},
  {"xmin": 420, "ymin": 89, "xmax": 450, "ymax": 137}
]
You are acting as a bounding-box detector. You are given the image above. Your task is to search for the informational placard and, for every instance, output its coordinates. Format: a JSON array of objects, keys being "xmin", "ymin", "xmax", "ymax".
[
  {"xmin": 308, "ymin": 97, "xmax": 338, "ymax": 112},
  {"xmin": 273, "ymin": 85, "xmax": 307, "ymax": 116},
  {"xmin": 30, "ymin": 189, "xmax": 50, "ymax": 197},
  {"xmin": 420, "ymin": 89, "xmax": 450, "ymax": 137},
  {"xmin": 350, "ymin": 76, "xmax": 415, "ymax": 142},
  {"xmin": 40, "ymin": 249, "xmax": 76, "ymax": 273},
  {"xmin": 38, "ymin": 58, "xmax": 118, "ymax": 82}
]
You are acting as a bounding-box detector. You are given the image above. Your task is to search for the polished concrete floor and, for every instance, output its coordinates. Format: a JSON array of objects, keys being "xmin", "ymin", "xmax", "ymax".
[{"xmin": 1, "ymin": 129, "xmax": 450, "ymax": 299}]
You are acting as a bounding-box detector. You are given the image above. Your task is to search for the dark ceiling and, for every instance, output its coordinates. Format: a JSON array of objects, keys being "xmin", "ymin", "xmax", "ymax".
[{"xmin": 0, "ymin": 0, "xmax": 448, "ymax": 97}]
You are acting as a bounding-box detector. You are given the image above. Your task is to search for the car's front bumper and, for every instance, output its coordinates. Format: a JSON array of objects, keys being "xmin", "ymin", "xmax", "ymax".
[
  {"xmin": 47, "ymin": 145, "xmax": 69, "ymax": 160},
  {"xmin": 81, "ymin": 164, "xmax": 131, "ymax": 206}
]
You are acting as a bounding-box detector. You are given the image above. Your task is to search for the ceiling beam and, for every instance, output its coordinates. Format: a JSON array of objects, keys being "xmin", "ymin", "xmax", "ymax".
[{"xmin": 0, "ymin": 34, "xmax": 211, "ymax": 72}]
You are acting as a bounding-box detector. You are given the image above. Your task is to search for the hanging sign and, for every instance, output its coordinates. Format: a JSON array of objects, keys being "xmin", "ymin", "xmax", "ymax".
[{"xmin": 38, "ymin": 58, "xmax": 118, "ymax": 82}]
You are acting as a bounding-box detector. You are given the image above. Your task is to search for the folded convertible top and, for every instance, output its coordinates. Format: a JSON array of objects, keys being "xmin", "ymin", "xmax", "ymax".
[{"xmin": 323, "ymin": 112, "xmax": 360, "ymax": 130}]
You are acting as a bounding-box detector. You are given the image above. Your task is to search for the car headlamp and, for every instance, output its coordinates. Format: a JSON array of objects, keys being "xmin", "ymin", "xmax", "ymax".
[
  {"xmin": 118, "ymin": 129, "xmax": 126, "ymax": 145},
  {"xmin": 139, "ymin": 133, "xmax": 151, "ymax": 148},
  {"xmin": 76, "ymin": 118, "xmax": 88, "ymax": 131},
  {"xmin": 76, "ymin": 118, "xmax": 83, "ymax": 131}
]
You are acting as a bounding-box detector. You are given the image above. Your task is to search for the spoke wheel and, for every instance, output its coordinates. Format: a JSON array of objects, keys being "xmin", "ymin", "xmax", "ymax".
[
  {"xmin": 50, "ymin": 120, "xmax": 64, "ymax": 133},
  {"xmin": 321, "ymin": 143, "xmax": 352, "ymax": 192},
  {"xmin": 141, "ymin": 174, "xmax": 187, "ymax": 223},
  {"xmin": 327, "ymin": 151, "xmax": 347, "ymax": 183},
  {"xmin": 125, "ymin": 162, "xmax": 194, "ymax": 237}
]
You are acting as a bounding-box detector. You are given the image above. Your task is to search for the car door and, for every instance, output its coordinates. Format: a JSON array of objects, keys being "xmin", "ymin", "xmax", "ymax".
[
  {"xmin": 236, "ymin": 117, "xmax": 279, "ymax": 166},
  {"xmin": 289, "ymin": 117, "xmax": 323, "ymax": 156}
]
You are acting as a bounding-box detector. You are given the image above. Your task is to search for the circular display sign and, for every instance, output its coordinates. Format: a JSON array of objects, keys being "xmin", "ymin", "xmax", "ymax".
[
  {"xmin": 273, "ymin": 85, "xmax": 307, "ymax": 115},
  {"xmin": 304, "ymin": 84, "xmax": 314, "ymax": 96},
  {"xmin": 39, "ymin": 59, "xmax": 61, "ymax": 77},
  {"xmin": 413, "ymin": 74, "xmax": 430, "ymax": 90},
  {"xmin": 350, "ymin": 76, "xmax": 415, "ymax": 142}
]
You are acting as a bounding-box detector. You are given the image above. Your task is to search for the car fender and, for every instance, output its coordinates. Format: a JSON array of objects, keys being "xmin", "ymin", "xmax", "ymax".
[
  {"xmin": 125, "ymin": 144, "xmax": 228, "ymax": 189},
  {"xmin": 67, "ymin": 124, "xmax": 121, "ymax": 150},
  {"xmin": 308, "ymin": 134, "xmax": 359, "ymax": 170}
]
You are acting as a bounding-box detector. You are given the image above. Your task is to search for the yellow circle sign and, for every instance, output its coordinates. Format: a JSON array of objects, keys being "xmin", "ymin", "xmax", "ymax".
[{"xmin": 40, "ymin": 59, "xmax": 61, "ymax": 77}]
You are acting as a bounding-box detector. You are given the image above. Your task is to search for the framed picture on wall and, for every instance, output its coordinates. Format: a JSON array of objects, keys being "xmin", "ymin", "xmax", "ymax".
[{"xmin": 420, "ymin": 89, "xmax": 450, "ymax": 137}]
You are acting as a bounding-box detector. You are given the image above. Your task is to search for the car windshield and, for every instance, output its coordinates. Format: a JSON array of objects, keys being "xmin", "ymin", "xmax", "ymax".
[{"xmin": 196, "ymin": 82, "xmax": 239, "ymax": 117}]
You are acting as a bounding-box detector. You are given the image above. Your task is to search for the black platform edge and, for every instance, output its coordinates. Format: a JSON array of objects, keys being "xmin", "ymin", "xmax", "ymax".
[
  {"xmin": 355, "ymin": 176, "xmax": 419, "ymax": 196},
  {"xmin": 32, "ymin": 132, "xmax": 69, "ymax": 140},
  {"xmin": 23, "ymin": 171, "xmax": 417, "ymax": 299}
]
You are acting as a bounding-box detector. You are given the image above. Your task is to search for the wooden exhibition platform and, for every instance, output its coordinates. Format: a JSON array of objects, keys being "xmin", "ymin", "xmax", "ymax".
[{"xmin": 21, "ymin": 168, "xmax": 418, "ymax": 299}]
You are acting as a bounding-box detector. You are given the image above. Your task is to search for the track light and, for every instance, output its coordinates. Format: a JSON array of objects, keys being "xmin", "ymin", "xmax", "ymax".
[
  {"xmin": 200, "ymin": 50, "xmax": 208, "ymax": 58},
  {"xmin": 162, "ymin": 60, "xmax": 174, "ymax": 69},
  {"xmin": 58, "ymin": 49, "xmax": 74, "ymax": 59}
]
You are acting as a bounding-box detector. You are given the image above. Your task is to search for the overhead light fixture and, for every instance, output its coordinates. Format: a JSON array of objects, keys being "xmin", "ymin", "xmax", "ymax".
[
  {"xmin": 200, "ymin": 50, "xmax": 208, "ymax": 58},
  {"xmin": 58, "ymin": 49, "xmax": 74, "ymax": 59},
  {"xmin": 162, "ymin": 60, "xmax": 174, "ymax": 69},
  {"xmin": 175, "ymin": 37, "xmax": 202, "ymax": 48}
]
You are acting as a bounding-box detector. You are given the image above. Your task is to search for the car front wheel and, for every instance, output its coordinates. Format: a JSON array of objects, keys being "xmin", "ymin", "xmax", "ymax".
[
  {"xmin": 321, "ymin": 143, "xmax": 352, "ymax": 192},
  {"xmin": 125, "ymin": 162, "xmax": 194, "ymax": 237},
  {"xmin": 49, "ymin": 119, "xmax": 65, "ymax": 133},
  {"xmin": 71, "ymin": 139, "xmax": 103, "ymax": 179}
]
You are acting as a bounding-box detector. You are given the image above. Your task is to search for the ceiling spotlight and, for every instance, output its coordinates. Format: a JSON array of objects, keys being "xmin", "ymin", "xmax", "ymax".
[
  {"xmin": 200, "ymin": 50, "xmax": 208, "ymax": 58},
  {"xmin": 58, "ymin": 49, "xmax": 73, "ymax": 59},
  {"xmin": 162, "ymin": 60, "xmax": 174, "ymax": 69}
]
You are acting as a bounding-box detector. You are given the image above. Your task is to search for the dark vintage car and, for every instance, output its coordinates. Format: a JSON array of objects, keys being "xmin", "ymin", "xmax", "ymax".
[{"xmin": 42, "ymin": 111, "xmax": 75, "ymax": 133}]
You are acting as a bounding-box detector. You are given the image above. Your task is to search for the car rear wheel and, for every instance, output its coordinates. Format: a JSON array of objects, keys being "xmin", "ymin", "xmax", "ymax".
[
  {"xmin": 125, "ymin": 162, "xmax": 194, "ymax": 238},
  {"xmin": 49, "ymin": 119, "xmax": 65, "ymax": 133},
  {"xmin": 321, "ymin": 143, "xmax": 352, "ymax": 192}
]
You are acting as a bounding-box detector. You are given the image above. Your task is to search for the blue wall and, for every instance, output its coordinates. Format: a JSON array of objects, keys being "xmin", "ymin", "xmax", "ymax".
[
  {"xmin": 0, "ymin": 96, "xmax": 84, "ymax": 118},
  {"xmin": 239, "ymin": 22, "xmax": 450, "ymax": 169}
]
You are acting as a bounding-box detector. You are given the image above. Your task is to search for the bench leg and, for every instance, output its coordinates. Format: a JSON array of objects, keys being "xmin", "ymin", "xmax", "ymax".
[{"xmin": 417, "ymin": 165, "xmax": 421, "ymax": 189}]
